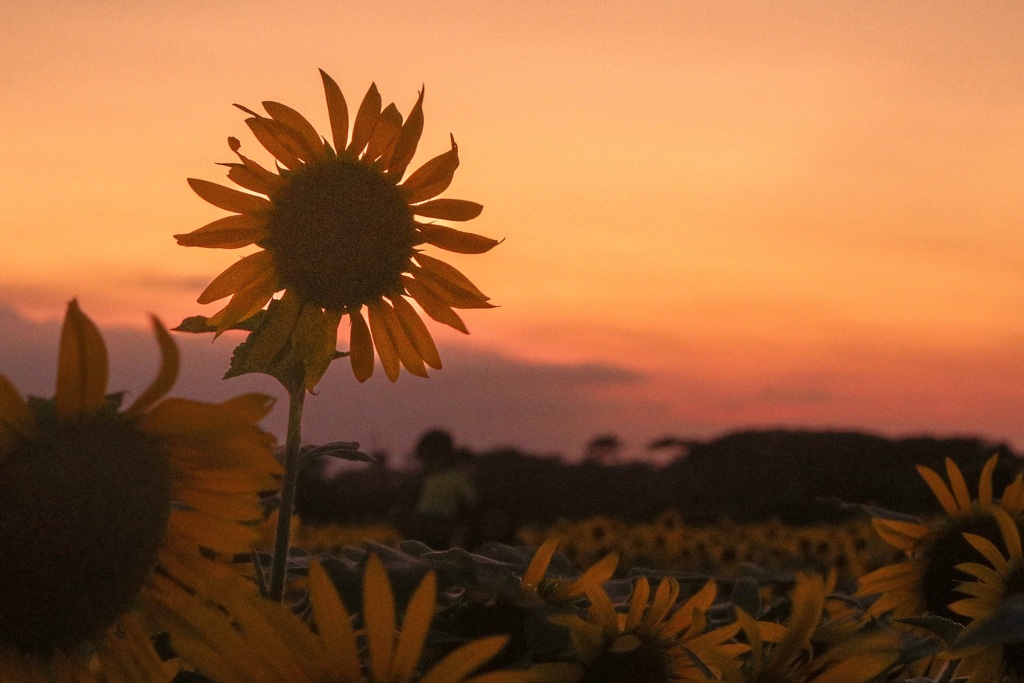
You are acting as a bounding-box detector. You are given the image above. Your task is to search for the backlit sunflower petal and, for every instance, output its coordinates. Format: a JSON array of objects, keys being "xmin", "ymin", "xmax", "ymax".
[
  {"xmin": 309, "ymin": 562, "xmax": 362, "ymax": 682},
  {"xmin": 871, "ymin": 518, "xmax": 928, "ymax": 552},
  {"xmin": 0, "ymin": 373, "xmax": 33, "ymax": 442},
  {"xmin": 523, "ymin": 539, "xmax": 560, "ymax": 589},
  {"xmin": 214, "ymin": 271, "xmax": 279, "ymax": 335},
  {"xmin": 994, "ymin": 506, "xmax": 1024, "ymax": 559},
  {"xmin": 55, "ymin": 299, "xmax": 108, "ymax": 420},
  {"xmin": 365, "ymin": 103, "xmax": 403, "ymax": 166},
  {"xmin": 125, "ymin": 316, "xmax": 179, "ymax": 417},
  {"xmin": 223, "ymin": 162, "xmax": 281, "ymax": 197},
  {"xmin": 388, "ymin": 86, "xmax": 424, "ymax": 180},
  {"xmin": 916, "ymin": 465, "xmax": 962, "ymax": 515},
  {"xmin": 979, "ymin": 455, "xmax": 998, "ymax": 507},
  {"xmin": 412, "ymin": 266, "xmax": 495, "ymax": 310},
  {"xmin": 320, "ymin": 70, "xmax": 349, "ymax": 153},
  {"xmin": 416, "ymin": 636, "xmax": 509, "ymax": 683},
  {"xmin": 245, "ymin": 116, "xmax": 305, "ymax": 170},
  {"xmin": 403, "ymin": 276, "xmax": 469, "ymax": 333},
  {"xmin": 415, "ymin": 253, "xmax": 491, "ymax": 300},
  {"xmin": 349, "ymin": 82, "xmax": 382, "ymax": 156},
  {"xmin": 661, "ymin": 580, "xmax": 717, "ymax": 638},
  {"xmin": 393, "ymin": 572, "xmax": 437, "ymax": 682},
  {"xmin": 569, "ymin": 552, "xmax": 618, "ymax": 597},
  {"xmin": 295, "ymin": 304, "xmax": 342, "ymax": 391},
  {"xmin": 367, "ymin": 301, "xmax": 401, "ymax": 382},
  {"xmin": 175, "ymin": 214, "xmax": 269, "ymax": 249},
  {"xmin": 198, "ymin": 250, "xmax": 276, "ymax": 304},
  {"xmin": 390, "ymin": 295, "xmax": 442, "ymax": 369},
  {"xmin": 414, "ymin": 198, "xmax": 484, "ymax": 221},
  {"xmin": 263, "ymin": 100, "xmax": 326, "ymax": 160},
  {"xmin": 586, "ymin": 587, "xmax": 621, "ymax": 639},
  {"xmin": 641, "ymin": 577, "xmax": 679, "ymax": 634},
  {"xmin": 349, "ymin": 307, "xmax": 375, "ymax": 382},
  {"xmin": 945, "ymin": 458, "xmax": 973, "ymax": 512},
  {"xmin": 625, "ymin": 577, "xmax": 651, "ymax": 631},
  {"xmin": 418, "ymin": 223, "xmax": 500, "ymax": 254},
  {"xmin": 188, "ymin": 178, "xmax": 272, "ymax": 215},
  {"xmin": 218, "ymin": 392, "xmax": 276, "ymax": 423},
  {"xmin": 363, "ymin": 555, "xmax": 397, "ymax": 682},
  {"xmin": 1002, "ymin": 474, "xmax": 1024, "ymax": 514},
  {"xmin": 963, "ymin": 533, "xmax": 1009, "ymax": 574},
  {"xmin": 377, "ymin": 299, "xmax": 428, "ymax": 378},
  {"xmin": 766, "ymin": 575, "xmax": 824, "ymax": 676},
  {"xmin": 401, "ymin": 135, "xmax": 460, "ymax": 204}
]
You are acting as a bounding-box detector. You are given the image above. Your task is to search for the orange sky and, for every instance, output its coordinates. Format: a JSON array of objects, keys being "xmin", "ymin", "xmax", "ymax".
[{"xmin": 2, "ymin": 3, "xmax": 1023, "ymax": 453}]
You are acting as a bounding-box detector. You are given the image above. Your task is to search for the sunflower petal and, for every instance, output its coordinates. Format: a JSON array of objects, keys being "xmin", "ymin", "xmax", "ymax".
[
  {"xmin": 215, "ymin": 272, "xmax": 279, "ymax": 334},
  {"xmin": 175, "ymin": 214, "xmax": 269, "ymax": 249},
  {"xmin": 916, "ymin": 464, "xmax": 962, "ymax": 515},
  {"xmin": 309, "ymin": 562, "xmax": 362, "ymax": 681},
  {"xmin": 403, "ymin": 276, "xmax": 468, "ymax": 333},
  {"xmin": 416, "ymin": 636, "xmax": 509, "ymax": 683},
  {"xmin": 569, "ymin": 552, "xmax": 618, "ymax": 597},
  {"xmin": 126, "ymin": 316, "xmax": 179, "ymax": 416},
  {"xmin": 388, "ymin": 86, "xmax": 424, "ymax": 180},
  {"xmin": 945, "ymin": 458, "xmax": 973, "ymax": 512},
  {"xmin": 188, "ymin": 178, "xmax": 272, "ymax": 215},
  {"xmin": 979, "ymin": 454, "xmax": 997, "ymax": 507},
  {"xmin": 364, "ymin": 555, "xmax": 397, "ymax": 682},
  {"xmin": 198, "ymin": 250, "xmax": 277, "ymax": 304},
  {"xmin": 390, "ymin": 295, "xmax": 442, "ymax": 370},
  {"xmin": 245, "ymin": 116, "xmax": 306, "ymax": 170},
  {"xmin": 523, "ymin": 539, "xmax": 559, "ymax": 588},
  {"xmin": 320, "ymin": 70, "xmax": 349, "ymax": 153},
  {"xmin": 393, "ymin": 572, "xmax": 437, "ymax": 682},
  {"xmin": 263, "ymin": 100, "xmax": 326, "ymax": 161},
  {"xmin": 365, "ymin": 103, "xmax": 403, "ymax": 166},
  {"xmin": 0, "ymin": 373, "xmax": 32, "ymax": 442},
  {"xmin": 418, "ymin": 223, "xmax": 500, "ymax": 254},
  {"xmin": 415, "ymin": 253, "xmax": 491, "ymax": 301},
  {"xmin": 349, "ymin": 307, "xmax": 375, "ymax": 382},
  {"xmin": 413, "ymin": 198, "xmax": 484, "ymax": 221},
  {"xmin": 401, "ymin": 135, "xmax": 460, "ymax": 204},
  {"xmin": 349, "ymin": 82, "xmax": 382, "ymax": 156},
  {"xmin": 224, "ymin": 161, "xmax": 283, "ymax": 196},
  {"xmin": 625, "ymin": 577, "xmax": 651, "ymax": 631},
  {"xmin": 55, "ymin": 299, "xmax": 108, "ymax": 420}
]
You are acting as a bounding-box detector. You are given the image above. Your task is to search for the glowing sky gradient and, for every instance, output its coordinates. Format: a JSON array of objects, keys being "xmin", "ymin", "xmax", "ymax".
[{"xmin": 2, "ymin": 3, "xmax": 1023, "ymax": 454}]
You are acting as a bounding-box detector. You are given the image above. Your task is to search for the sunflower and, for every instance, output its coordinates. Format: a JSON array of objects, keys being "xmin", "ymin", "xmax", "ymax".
[
  {"xmin": 856, "ymin": 455, "xmax": 1024, "ymax": 621},
  {"xmin": 729, "ymin": 574, "xmax": 902, "ymax": 683},
  {"xmin": 0, "ymin": 300, "xmax": 281, "ymax": 681},
  {"xmin": 553, "ymin": 575, "xmax": 746, "ymax": 683},
  {"xmin": 521, "ymin": 538, "xmax": 619, "ymax": 606},
  {"xmin": 176, "ymin": 70, "xmax": 498, "ymax": 387},
  {"xmin": 948, "ymin": 506, "xmax": 1024, "ymax": 682},
  {"xmin": 161, "ymin": 554, "xmax": 575, "ymax": 683}
]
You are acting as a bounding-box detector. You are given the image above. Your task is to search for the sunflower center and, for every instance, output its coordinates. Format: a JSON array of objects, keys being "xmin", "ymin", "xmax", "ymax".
[
  {"xmin": 920, "ymin": 514, "xmax": 1005, "ymax": 622},
  {"xmin": 0, "ymin": 414, "xmax": 172, "ymax": 652},
  {"xmin": 264, "ymin": 158, "xmax": 416, "ymax": 310}
]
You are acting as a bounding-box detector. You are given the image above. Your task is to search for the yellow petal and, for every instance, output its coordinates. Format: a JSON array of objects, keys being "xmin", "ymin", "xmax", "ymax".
[
  {"xmin": 979, "ymin": 454, "xmax": 998, "ymax": 507},
  {"xmin": 349, "ymin": 307, "xmax": 375, "ymax": 382},
  {"xmin": 625, "ymin": 577, "xmax": 650, "ymax": 631},
  {"xmin": 412, "ymin": 266, "xmax": 495, "ymax": 310},
  {"xmin": 415, "ymin": 253, "xmax": 492, "ymax": 302},
  {"xmin": 416, "ymin": 636, "xmax": 509, "ymax": 683},
  {"xmin": 263, "ymin": 100, "xmax": 326, "ymax": 161},
  {"xmin": 125, "ymin": 316, "xmax": 179, "ymax": 417},
  {"xmin": 364, "ymin": 102, "xmax": 403, "ymax": 166},
  {"xmin": 393, "ymin": 572, "xmax": 438, "ymax": 682},
  {"xmin": 198, "ymin": 250, "xmax": 276, "ymax": 304},
  {"xmin": 381, "ymin": 299, "xmax": 429, "ymax": 377},
  {"xmin": 215, "ymin": 276, "xmax": 278, "ymax": 335},
  {"xmin": 403, "ymin": 276, "xmax": 468, "ymax": 333},
  {"xmin": 320, "ymin": 70, "xmax": 349, "ymax": 154},
  {"xmin": 175, "ymin": 213, "xmax": 269, "ymax": 249},
  {"xmin": 55, "ymin": 299, "xmax": 108, "ymax": 420},
  {"xmin": 366, "ymin": 300, "xmax": 401, "ymax": 382},
  {"xmin": 245, "ymin": 116, "xmax": 305, "ymax": 170},
  {"xmin": 0, "ymin": 373, "xmax": 33, "ymax": 442},
  {"xmin": 349, "ymin": 82, "xmax": 382, "ymax": 156},
  {"xmin": 224, "ymin": 160, "xmax": 283, "ymax": 196},
  {"xmin": 387, "ymin": 86, "xmax": 424, "ymax": 180},
  {"xmin": 187, "ymin": 178, "xmax": 272, "ymax": 215},
  {"xmin": 390, "ymin": 295, "xmax": 442, "ymax": 370},
  {"xmin": 413, "ymin": 198, "xmax": 484, "ymax": 221},
  {"xmin": 418, "ymin": 223, "xmax": 500, "ymax": 254},
  {"xmin": 962, "ymin": 533, "xmax": 1009, "ymax": 574},
  {"xmin": 945, "ymin": 458, "xmax": 973, "ymax": 512},
  {"xmin": 309, "ymin": 562, "xmax": 362, "ymax": 681},
  {"xmin": 872, "ymin": 518, "xmax": 928, "ymax": 552},
  {"xmin": 523, "ymin": 539, "xmax": 559, "ymax": 588},
  {"xmin": 569, "ymin": 552, "xmax": 618, "ymax": 597},
  {"xmin": 916, "ymin": 464, "xmax": 962, "ymax": 515},
  {"xmin": 401, "ymin": 135, "xmax": 460, "ymax": 204},
  {"xmin": 363, "ymin": 555, "xmax": 397, "ymax": 682}
]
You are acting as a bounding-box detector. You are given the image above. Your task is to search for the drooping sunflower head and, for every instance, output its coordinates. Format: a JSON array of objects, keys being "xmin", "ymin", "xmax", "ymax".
[
  {"xmin": 177, "ymin": 70, "xmax": 500, "ymax": 386},
  {"xmin": 0, "ymin": 300, "xmax": 280, "ymax": 680}
]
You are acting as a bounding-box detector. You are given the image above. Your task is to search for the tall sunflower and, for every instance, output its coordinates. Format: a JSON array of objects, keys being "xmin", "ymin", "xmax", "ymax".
[
  {"xmin": 856, "ymin": 455, "xmax": 1024, "ymax": 621},
  {"xmin": 0, "ymin": 300, "xmax": 281, "ymax": 681},
  {"xmin": 176, "ymin": 70, "xmax": 498, "ymax": 387}
]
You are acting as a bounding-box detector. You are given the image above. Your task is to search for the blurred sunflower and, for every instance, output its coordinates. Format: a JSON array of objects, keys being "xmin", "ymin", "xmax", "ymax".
[
  {"xmin": 521, "ymin": 538, "xmax": 618, "ymax": 606},
  {"xmin": 730, "ymin": 574, "xmax": 900, "ymax": 683},
  {"xmin": 176, "ymin": 70, "xmax": 498, "ymax": 386},
  {"xmin": 948, "ymin": 506, "xmax": 1024, "ymax": 682},
  {"xmin": 0, "ymin": 300, "xmax": 281, "ymax": 682},
  {"xmin": 163, "ymin": 554, "xmax": 573, "ymax": 683},
  {"xmin": 553, "ymin": 575, "xmax": 745, "ymax": 683},
  {"xmin": 857, "ymin": 456, "xmax": 1024, "ymax": 620}
]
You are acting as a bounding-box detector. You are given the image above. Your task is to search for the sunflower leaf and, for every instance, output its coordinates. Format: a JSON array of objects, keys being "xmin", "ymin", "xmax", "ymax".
[
  {"xmin": 954, "ymin": 593, "xmax": 1024, "ymax": 648},
  {"xmin": 173, "ymin": 312, "xmax": 267, "ymax": 334},
  {"xmin": 899, "ymin": 615, "xmax": 964, "ymax": 648}
]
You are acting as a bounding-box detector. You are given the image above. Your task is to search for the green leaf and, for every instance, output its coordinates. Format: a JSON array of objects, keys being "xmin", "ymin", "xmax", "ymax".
[
  {"xmin": 899, "ymin": 615, "xmax": 964, "ymax": 648},
  {"xmin": 173, "ymin": 312, "xmax": 267, "ymax": 334}
]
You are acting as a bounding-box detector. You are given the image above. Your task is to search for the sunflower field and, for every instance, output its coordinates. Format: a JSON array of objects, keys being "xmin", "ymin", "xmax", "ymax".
[{"xmin": 4, "ymin": 69, "xmax": 1024, "ymax": 683}]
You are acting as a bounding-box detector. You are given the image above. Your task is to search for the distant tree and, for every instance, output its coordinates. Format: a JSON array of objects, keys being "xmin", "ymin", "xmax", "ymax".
[
  {"xmin": 646, "ymin": 435, "xmax": 700, "ymax": 463},
  {"xmin": 584, "ymin": 434, "xmax": 621, "ymax": 464}
]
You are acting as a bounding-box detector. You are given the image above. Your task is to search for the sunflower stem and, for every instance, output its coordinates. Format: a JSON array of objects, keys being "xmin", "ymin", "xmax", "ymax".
[{"xmin": 268, "ymin": 375, "xmax": 306, "ymax": 602}]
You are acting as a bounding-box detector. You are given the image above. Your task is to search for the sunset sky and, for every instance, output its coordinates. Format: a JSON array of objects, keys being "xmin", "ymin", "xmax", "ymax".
[{"xmin": 2, "ymin": 2, "xmax": 1023, "ymax": 461}]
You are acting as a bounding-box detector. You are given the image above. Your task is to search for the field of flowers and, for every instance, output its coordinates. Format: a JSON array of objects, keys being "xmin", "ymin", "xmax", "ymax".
[{"xmin": 3, "ymin": 68, "xmax": 1024, "ymax": 683}]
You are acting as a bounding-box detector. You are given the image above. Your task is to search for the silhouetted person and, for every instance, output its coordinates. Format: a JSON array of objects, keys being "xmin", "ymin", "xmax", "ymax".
[{"xmin": 411, "ymin": 430, "xmax": 478, "ymax": 549}]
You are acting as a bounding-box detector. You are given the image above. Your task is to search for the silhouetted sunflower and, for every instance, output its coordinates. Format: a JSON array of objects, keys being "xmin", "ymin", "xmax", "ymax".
[
  {"xmin": 176, "ymin": 70, "xmax": 498, "ymax": 386},
  {"xmin": 857, "ymin": 456, "xmax": 1024, "ymax": 621},
  {"xmin": 949, "ymin": 507, "xmax": 1024, "ymax": 682},
  {"xmin": 0, "ymin": 300, "xmax": 280, "ymax": 681}
]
